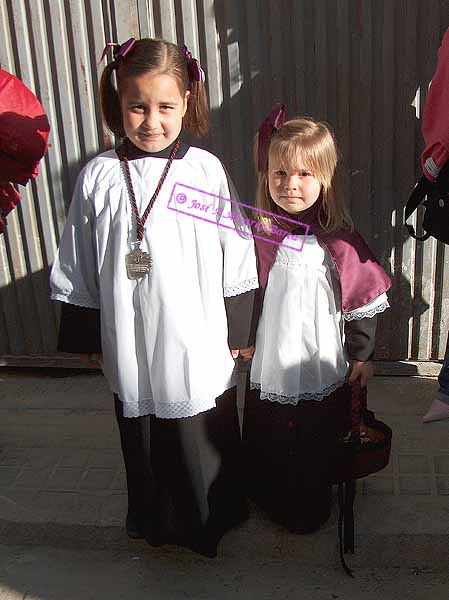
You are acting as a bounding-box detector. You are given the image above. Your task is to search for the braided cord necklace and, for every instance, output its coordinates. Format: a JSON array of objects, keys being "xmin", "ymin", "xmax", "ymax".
[{"xmin": 121, "ymin": 139, "xmax": 180, "ymax": 279}]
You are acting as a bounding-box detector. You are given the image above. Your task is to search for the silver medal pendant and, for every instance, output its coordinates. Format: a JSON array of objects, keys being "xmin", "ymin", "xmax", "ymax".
[{"xmin": 125, "ymin": 247, "xmax": 152, "ymax": 280}]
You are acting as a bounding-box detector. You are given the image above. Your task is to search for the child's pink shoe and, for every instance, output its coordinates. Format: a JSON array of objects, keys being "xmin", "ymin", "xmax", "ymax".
[{"xmin": 422, "ymin": 399, "xmax": 449, "ymax": 423}]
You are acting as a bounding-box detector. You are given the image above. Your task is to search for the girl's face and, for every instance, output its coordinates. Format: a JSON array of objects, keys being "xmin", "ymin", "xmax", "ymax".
[
  {"xmin": 267, "ymin": 158, "xmax": 322, "ymax": 214},
  {"xmin": 120, "ymin": 71, "xmax": 189, "ymax": 152}
]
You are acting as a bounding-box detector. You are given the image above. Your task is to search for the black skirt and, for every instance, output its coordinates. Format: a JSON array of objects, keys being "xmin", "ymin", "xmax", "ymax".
[
  {"xmin": 242, "ymin": 382, "xmax": 351, "ymax": 534},
  {"xmin": 114, "ymin": 385, "xmax": 247, "ymax": 557}
]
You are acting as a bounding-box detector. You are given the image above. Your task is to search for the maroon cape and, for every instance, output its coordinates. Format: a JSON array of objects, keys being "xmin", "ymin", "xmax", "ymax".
[{"xmin": 253, "ymin": 201, "xmax": 392, "ymax": 314}]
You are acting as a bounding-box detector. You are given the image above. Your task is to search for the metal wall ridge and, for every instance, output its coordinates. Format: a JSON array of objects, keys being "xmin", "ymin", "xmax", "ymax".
[{"xmin": 1, "ymin": 0, "xmax": 449, "ymax": 362}]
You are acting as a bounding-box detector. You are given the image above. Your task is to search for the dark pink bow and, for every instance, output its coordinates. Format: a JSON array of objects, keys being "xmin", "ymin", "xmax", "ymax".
[
  {"xmin": 182, "ymin": 45, "xmax": 205, "ymax": 82},
  {"xmin": 257, "ymin": 103, "xmax": 287, "ymax": 172},
  {"xmin": 98, "ymin": 38, "xmax": 136, "ymax": 66}
]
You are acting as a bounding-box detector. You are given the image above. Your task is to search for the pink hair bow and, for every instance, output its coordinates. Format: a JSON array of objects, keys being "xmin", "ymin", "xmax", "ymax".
[
  {"xmin": 98, "ymin": 38, "xmax": 136, "ymax": 66},
  {"xmin": 182, "ymin": 45, "xmax": 205, "ymax": 82},
  {"xmin": 257, "ymin": 103, "xmax": 287, "ymax": 172}
]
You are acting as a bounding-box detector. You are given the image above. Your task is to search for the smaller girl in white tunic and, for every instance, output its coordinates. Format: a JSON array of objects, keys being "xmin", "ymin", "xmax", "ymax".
[
  {"xmin": 243, "ymin": 110, "xmax": 391, "ymax": 533},
  {"xmin": 50, "ymin": 38, "xmax": 258, "ymax": 556}
]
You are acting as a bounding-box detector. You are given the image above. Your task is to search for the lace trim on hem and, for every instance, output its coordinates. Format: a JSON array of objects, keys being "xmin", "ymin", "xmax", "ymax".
[
  {"xmin": 122, "ymin": 395, "xmax": 220, "ymax": 419},
  {"xmin": 249, "ymin": 378, "xmax": 347, "ymax": 404},
  {"xmin": 223, "ymin": 276, "xmax": 259, "ymax": 298},
  {"xmin": 51, "ymin": 293, "xmax": 100, "ymax": 310},
  {"xmin": 343, "ymin": 299, "xmax": 390, "ymax": 321}
]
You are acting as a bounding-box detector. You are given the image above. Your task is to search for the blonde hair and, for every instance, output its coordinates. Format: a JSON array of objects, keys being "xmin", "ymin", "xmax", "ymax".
[
  {"xmin": 254, "ymin": 117, "xmax": 352, "ymax": 233},
  {"xmin": 100, "ymin": 38, "xmax": 209, "ymax": 138}
]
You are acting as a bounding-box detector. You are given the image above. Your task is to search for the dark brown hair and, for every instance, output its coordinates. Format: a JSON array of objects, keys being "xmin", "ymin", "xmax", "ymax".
[{"xmin": 100, "ymin": 38, "xmax": 209, "ymax": 138}]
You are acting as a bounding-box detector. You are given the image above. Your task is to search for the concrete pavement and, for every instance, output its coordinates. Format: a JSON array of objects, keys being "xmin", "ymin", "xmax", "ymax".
[{"xmin": 0, "ymin": 370, "xmax": 448, "ymax": 580}]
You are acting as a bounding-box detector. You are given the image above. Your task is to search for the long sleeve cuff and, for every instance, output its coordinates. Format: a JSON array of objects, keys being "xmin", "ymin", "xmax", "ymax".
[
  {"xmin": 57, "ymin": 302, "xmax": 102, "ymax": 353},
  {"xmin": 224, "ymin": 289, "xmax": 256, "ymax": 349},
  {"xmin": 344, "ymin": 314, "xmax": 378, "ymax": 361}
]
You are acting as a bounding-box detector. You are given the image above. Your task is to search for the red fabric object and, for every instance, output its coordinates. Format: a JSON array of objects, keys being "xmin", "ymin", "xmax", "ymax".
[
  {"xmin": 0, "ymin": 68, "xmax": 50, "ymax": 233},
  {"xmin": 0, "ymin": 183, "xmax": 21, "ymax": 233},
  {"xmin": 421, "ymin": 28, "xmax": 449, "ymax": 181}
]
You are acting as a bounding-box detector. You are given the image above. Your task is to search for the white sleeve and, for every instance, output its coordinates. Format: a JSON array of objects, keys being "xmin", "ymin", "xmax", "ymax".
[
  {"xmin": 50, "ymin": 166, "xmax": 100, "ymax": 309},
  {"xmin": 215, "ymin": 164, "xmax": 258, "ymax": 297}
]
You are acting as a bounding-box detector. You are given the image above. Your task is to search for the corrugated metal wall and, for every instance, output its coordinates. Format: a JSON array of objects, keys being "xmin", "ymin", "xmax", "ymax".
[{"xmin": 1, "ymin": 0, "xmax": 449, "ymax": 364}]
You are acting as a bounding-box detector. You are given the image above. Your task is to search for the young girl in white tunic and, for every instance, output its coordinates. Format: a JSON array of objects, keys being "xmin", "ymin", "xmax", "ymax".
[
  {"xmin": 50, "ymin": 38, "xmax": 258, "ymax": 556},
  {"xmin": 243, "ymin": 110, "xmax": 391, "ymax": 534}
]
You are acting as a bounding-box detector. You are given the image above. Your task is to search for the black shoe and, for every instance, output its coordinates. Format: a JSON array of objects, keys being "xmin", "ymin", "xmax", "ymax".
[
  {"xmin": 287, "ymin": 511, "xmax": 331, "ymax": 535},
  {"xmin": 188, "ymin": 539, "xmax": 217, "ymax": 558},
  {"xmin": 288, "ymin": 521, "xmax": 323, "ymax": 535},
  {"xmin": 143, "ymin": 530, "xmax": 166, "ymax": 548},
  {"xmin": 143, "ymin": 520, "xmax": 168, "ymax": 547},
  {"xmin": 178, "ymin": 533, "xmax": 218, "ymax": 558},
  {"xmin": 126, "ymin": 512, "xmax": 144, "ymax": 539}
]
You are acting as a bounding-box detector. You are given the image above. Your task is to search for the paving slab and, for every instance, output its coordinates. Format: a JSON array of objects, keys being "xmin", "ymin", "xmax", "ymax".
[
  {"xmin": 0, "ymin": 545, "xmax": 447, "ymax": 600},
  {"xmin": 0, "ymin": 370, "xmax": 448, "ymax": 573}
]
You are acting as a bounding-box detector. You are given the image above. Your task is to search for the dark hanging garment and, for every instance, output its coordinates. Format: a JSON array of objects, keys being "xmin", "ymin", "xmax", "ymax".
[
  {"xmin": 243, "ymin": 380, "xmax": 351, "ymax": 534},
  {"xmin": 115, "ymin": 385, "xmax": 248, "ymax": 557}
]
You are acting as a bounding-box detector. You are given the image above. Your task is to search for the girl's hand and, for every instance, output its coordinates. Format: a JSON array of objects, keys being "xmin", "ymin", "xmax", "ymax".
[
  {"xmin": 348, "ymin": 360, "xmax": 373, "ymax": 387},
  {"xmin": 230, "ymin": 346, "xmax": 255, "ymax": 361},
  {"xmin": 79, "ymin": 353, "xmax": 103, "ymax": 368}
]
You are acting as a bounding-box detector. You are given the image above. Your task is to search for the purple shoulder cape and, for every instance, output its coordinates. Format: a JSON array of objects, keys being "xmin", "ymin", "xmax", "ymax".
[{"xmin": 254, "ymin": 202, "xmax": 392, "ymax": 314}]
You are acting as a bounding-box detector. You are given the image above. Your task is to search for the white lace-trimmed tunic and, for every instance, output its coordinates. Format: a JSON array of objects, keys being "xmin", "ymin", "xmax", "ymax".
[
  {"xmin": 250, "ymin": 234, "xmax": 389, "ymax": 404},
  {"xmin": 50, "ymin": 146, "xmax": 258, "ymax": 418}
]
